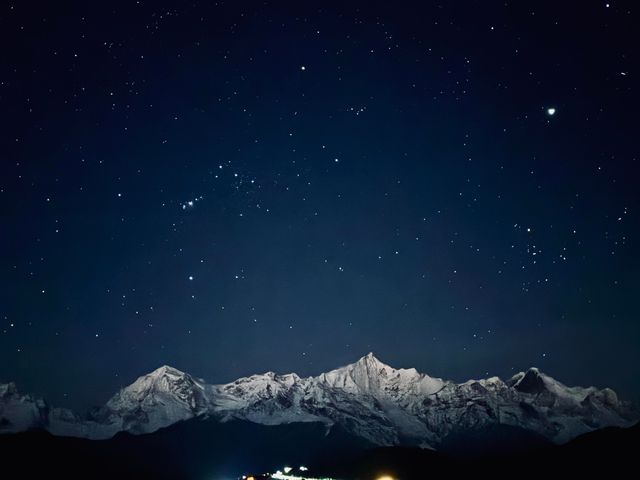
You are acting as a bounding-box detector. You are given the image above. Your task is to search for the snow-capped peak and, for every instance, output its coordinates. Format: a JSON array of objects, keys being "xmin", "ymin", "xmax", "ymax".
[
  {"xmin": 93, "ymin": 365, "xmax": 213, "ymax": 436},
  {"xmin": 150, "ymin": 364, "xmax": 187, "ymax": 377},
  {"xmin": 318, "ymin": 353, "xmax": 445, "ymax": 398},
  {"xmin": 107, "ymin": 365, "xmax": 202, "ymax": 404},
  {"xmin": 319, "ymin": 352, "xmax": 392, "ymax": 392},
  {"xmin": 361, "ymin": 351, "xmax": 388, "ymax": 366},
  {"xmin": 356, "ymin": 352, "xmax": 395, "ymax": 374},
  {"xmin": 509, "ymin": 367, "xmax": 548, "ymax": 394},
  {"xmin": 2, "ymin": 354, "xmax": 637, "ymax": 446},
  {"xmin": 507, "ymin": 367, "xmax": 605, "ymax": 411}
]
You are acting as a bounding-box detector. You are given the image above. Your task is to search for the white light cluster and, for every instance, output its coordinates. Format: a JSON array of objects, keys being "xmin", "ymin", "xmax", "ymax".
[
  {"xmin": 181, "ymin": 196, "xmax": 204, "ymax": 210},
  {"xmin": 269, "ymin": 465, "xmax": 337, "ymax": 480}
]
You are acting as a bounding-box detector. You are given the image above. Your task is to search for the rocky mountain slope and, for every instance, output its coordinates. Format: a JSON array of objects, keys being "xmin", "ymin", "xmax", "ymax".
[{"xmin": 1, "ymin": 353, "xmax": 636, "ymax": 448}]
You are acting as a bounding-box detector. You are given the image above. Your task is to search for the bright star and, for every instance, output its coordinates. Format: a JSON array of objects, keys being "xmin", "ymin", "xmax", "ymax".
[{"xmin": 547, "ymin": 107, "xmax": 556, "ymax": 116}]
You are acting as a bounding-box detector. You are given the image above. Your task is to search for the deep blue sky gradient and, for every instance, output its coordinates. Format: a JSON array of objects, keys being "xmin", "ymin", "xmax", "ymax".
[{"xmin": 1, "ymin": 1, "xmax": 638, "ymax": 410}]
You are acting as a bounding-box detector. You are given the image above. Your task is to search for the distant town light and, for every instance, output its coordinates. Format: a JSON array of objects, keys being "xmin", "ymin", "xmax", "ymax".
[{"xmin": 271, "ymin": 468, "xmax": 338, "ymax": 480}]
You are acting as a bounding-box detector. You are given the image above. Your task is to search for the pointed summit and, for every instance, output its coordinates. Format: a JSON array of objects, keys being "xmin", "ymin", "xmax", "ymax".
[
  {"xmin": 118, "ymin": 365, "xmax": 195, "ymax": 397},
  {"xmin": 147, "ymin": 365, "xmax": 188, "ymax": 378},
  {"xmin": 106, "ymin": 365, "xmax": 208, "ymax": 413},
  {"xmin": 318, "ymin": 353, "xmax": 445, "ymax": 398},
  {"xmin": 2, "ymin": 356, "xmax": 634, "ymax": 445},
  {"xmin": 510, "ymin": 367, "xmax": 547, "ymax": 394},
  {"xmin": 356, "ymin": 352, "xmax": 391, "ymax": 369},
  {"xmin": 507, "ymin": 367, "xmax": 585, "ymax": 401},
  {"xmin": 101, "ymin": 365, "xmax": 211, "ymax": 435}
]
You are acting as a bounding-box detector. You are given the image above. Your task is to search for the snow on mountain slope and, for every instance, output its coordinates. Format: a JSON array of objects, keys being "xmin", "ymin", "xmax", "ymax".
[
  {"xmin": 47, "ymin": 406, "xmax": 122, "ymax": 439},
  {"xmin": 210, "ymin": 365, "xmax": 401, "ymax": 445},
  {"xmin": 46, "ymin": 365, "xmax": 214, "ymax": 439},
  {"xmin": 106, "ymin": 365, "xmax": 210, "ymax": 412},
  {"xmin": 212, "ymin": 371, "xmax": 325, "ymax": 425},
  {"xmin": 318, "ymin": 352, "xmax": 446, "ymax": 399},
  {"xmin": 0, "ymin": 382, "xmax": 48, "ymax": 434},
  {"xmin": 100, "ymin": 365, "xmax": 212, "ymax": 435},
  {"xmin": 1, "ymin": 354, "xmax": 636, "ymax": 447}
]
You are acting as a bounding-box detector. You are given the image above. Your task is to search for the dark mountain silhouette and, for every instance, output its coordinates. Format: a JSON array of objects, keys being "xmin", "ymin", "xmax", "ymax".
[
  {"xmin": 0, "ymin": 419, "xmax": 371, "ymax": 479},
  {"xmin": 1, "ymin": 418, "xmax": 637, "ymax": 479}
]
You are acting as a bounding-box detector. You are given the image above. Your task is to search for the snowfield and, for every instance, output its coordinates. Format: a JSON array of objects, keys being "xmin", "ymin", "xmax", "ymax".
[{"xmin": 1, "ymin": 353, "xmax": 636, "ymax": 448}]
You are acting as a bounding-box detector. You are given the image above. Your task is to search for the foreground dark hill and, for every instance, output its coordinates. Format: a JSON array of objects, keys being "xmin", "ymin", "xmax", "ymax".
[
  {"xmin": 0, "ymin": 419, "xmax": 638, "ymax": 479},
  {"xmin": 0, "ymin": 419, "xmax": 372, "ymax": 479},
  {"xmin": 325, "ymin": 422, "xmax": 640, "ymax": 479}
]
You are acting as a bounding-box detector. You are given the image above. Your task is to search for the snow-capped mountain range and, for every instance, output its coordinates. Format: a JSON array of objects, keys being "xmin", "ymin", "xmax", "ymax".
[{"xmin": 1, "ymin": 353, "xmax": 636, "ymax": 448}]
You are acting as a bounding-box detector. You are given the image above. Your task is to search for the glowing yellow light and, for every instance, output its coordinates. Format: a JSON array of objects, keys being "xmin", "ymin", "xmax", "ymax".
[
  {"xmin": 246, "ymin": 477, "xmax": 255, "ymax": 480},
  {"xmin": 376, "ymin": 476, "xmax": 396, "ymax": 480}
]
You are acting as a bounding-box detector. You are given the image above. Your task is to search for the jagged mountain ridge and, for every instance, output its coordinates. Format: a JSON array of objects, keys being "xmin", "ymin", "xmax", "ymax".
[{"xmin": 1, "ymin": 353, "xmax": 636, "ymax": 448}]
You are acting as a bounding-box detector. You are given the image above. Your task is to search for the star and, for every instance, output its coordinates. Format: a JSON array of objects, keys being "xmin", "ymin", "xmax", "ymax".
[{"xmin": 2, "ymin": 0, "xmax": 636, "ymax": 426}]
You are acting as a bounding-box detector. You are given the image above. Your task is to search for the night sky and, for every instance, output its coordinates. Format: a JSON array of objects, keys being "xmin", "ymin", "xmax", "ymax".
[{"xmin": 1, "ymin": 1, "xmax": 638, "ymax": 411}]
